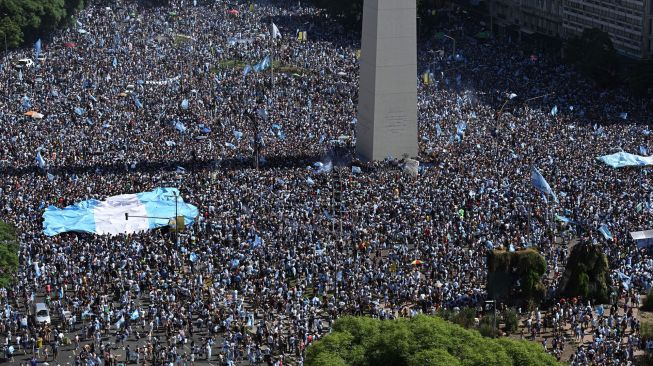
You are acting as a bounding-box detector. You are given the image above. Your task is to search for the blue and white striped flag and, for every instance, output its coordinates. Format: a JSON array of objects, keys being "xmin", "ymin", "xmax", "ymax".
[
  {"xmin": 598, "ymin": 224, "xmax": 613, "ymax": 240},
  {"xmin": 34, "ymin": 39, "xmax": 42, "ymax": 60},
  {"xmin": 531, "ymin": 166, "xmax": 558, "ymax": 204},
  {"xmin": 131, "ymin": 94, "xmax": 143, "ymax": 109},
  {"xmin": 243, "ymin": 64, "xmax": 252, "ymax": 77},
  {"xmin": 36, "ymin": 149, "xmax": 46, "ymax": 170},
  {"xmin": 42, "ymin": 188, "xmax": 199, "ymax": 236}
]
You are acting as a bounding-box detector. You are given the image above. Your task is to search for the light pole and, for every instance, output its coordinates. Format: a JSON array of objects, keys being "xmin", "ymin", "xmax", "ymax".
[
  {"xmin": 443, "ymin": 35, "xmax": 456, "ymax": 57},
  {"xmin": 485, "ymin": 300, "xmax": 497, "ymax": 337},
  {"xmin": 125, "ymin": 191, "xmax": 179, "ymax": 244}
]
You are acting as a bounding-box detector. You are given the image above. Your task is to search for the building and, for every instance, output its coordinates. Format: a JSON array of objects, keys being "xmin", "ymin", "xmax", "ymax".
[
  {"xmin": 562, "ymin": 0, "xmax": 653, "ymax": 58},
  {"xmin": 488, "ymin": 0, "xmax": 563, "ymax": 38},
  {"xmin": 486, "ymin": 0, "xmax": 653, "ymax": 58}
]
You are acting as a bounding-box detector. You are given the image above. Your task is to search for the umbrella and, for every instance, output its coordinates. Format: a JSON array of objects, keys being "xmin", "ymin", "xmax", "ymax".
[
  {"xmin": 64, "ymin": 42, "xmax": 76, "ymax": 48},
  {"xmin": 24, "ymin": 111, "xmax": 44, "ymax": 119},
  {"xmin": 227, "ymin": 9, "xmax": 239, "ymax": 15},
  {"xmin": 411, "ymin": 259, "xmax": 423, "ymax": 265}
]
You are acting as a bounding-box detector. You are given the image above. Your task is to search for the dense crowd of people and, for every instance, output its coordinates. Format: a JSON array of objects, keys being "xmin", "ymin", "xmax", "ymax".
[{"xmin": 0, "ymin": 0, "xmax": 652, "ymax": 365}]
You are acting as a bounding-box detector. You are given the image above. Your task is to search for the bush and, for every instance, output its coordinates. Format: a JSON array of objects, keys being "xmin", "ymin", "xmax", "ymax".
[
  {"xmin": 503, "ymin": 309, "xmax": 519, "ymax": 334},
  {"xmin": 641, "ymin": 321, "xmax": 653, "ymax": 342},
  {"xmin": 306, "ymin": 315, "xmax": 563, "ymax": 366},
  {"xmin": 0, "ymin": 221, "xmax": 19, "ymax": 288},
  {"xmin": 487, "ymin": 249, "xmax": 546, "ymax": 306},
  {"xmin": 558, "ymin": 243, "xmax": 612, "ymax": 303},
  {"xmin": 642, "ymin": 288, "xmax": 653, "ymax": 311}
]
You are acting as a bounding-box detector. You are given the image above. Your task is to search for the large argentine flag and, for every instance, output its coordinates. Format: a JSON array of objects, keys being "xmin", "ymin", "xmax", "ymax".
[{"xmin": 43, "ymin": 188, "xmax": 198, "ymax": 236}]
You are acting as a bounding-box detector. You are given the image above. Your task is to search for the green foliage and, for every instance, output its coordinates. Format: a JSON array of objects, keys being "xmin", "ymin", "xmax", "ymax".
[
  {"xmin": 487, "ymin": 249, "xmax": 546, "ymax": 306},
  {"xmin": 564, "ymin": 28, "xmax": 621, "ymax": 87},
  {"xmin": 0, "ymin": 0, "xmax": 85, "ymax": 49},
  {"xmin": 306, "ymin": 315, "xmax": 562, "ymax": 366},
  {"xmin": 558, "ymin": 244, "xmax": 612, "ymax": 303},
  {"xmin": 643, "ymin": 288, "xmax": 653, "ymax": 311},
  {"xmin": 626, "ymin": 59, "xmax": 653, "ymax": 95},
  {"xmin": 0, "ymin": 221, "xmax": 19, "ymax": 288},
  {"xmin": 635, "ymin": 353, "xmax": 653, "ymax": 366},
  {"xmin": 503, "ymin": 309, "xmax": 519, "ymax": 334},
  {"xmin": 641, "ymin": 320, "xmax": 653, "ymax": 342}
]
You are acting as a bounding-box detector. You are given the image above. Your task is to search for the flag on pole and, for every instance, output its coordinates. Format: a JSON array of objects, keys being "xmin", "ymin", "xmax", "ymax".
[
  {"xmin": 531, "ymin": 166, "xmax": 559, "ymax": 204},
  {"xmin": 272, "ymin": 23, "xmax": 282, "ymax": 39},
  {"xmin": 131, "ymin": 94, "xmax": 143, "ymax": 109},
  {"xmin": 598, "ymin": 224, "xmax": 613, "ymax": 240},
  {"xmin": 34, "ymin": 39, "xmax": 42, "ymax": 60},
  {"xmin": 550, "ymin": 105, "xmax": 558, "ymax": 116},
  {"xmin": 36, "ymin": 149, "xmax": 46, "ymax": 170},
  {"xmin": 243, "ymin": 64, "xmax": 252, "ymax": 76}
]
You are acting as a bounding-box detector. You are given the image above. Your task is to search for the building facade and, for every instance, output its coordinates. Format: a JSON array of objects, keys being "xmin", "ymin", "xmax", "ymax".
[{"xmin": 486, "ymin": 0, "xmax": 653, "ymax": 58}]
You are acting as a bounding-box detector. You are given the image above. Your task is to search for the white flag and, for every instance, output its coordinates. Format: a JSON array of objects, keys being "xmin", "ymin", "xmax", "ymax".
[
  {"xmin": 272, "ymin": 23, "xmax": 281, "ymax": 39},
  {"xmin": 36, "ymin": 149, "xmax": 46, "ymax": 170}
]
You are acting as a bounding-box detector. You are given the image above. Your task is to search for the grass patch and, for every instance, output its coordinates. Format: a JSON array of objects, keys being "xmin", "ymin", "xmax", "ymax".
[
  {"xmin": 0, "ymin": 221, "xmax": 19, "ymax": 288},
  {"xmin": 643, "ymin": 288, "xmax": 653, "ymax": 311}
]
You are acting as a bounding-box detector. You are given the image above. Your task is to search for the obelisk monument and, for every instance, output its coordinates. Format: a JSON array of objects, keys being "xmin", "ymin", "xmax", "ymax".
[{"xmin": 356, "ymin": 0, "xmax": 418, "ymax": 161}]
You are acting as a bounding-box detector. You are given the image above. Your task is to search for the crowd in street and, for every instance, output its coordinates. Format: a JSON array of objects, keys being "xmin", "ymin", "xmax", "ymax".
[{"xmin": 0, "ymin": 0, "xmax": 652, "ymax": 365}]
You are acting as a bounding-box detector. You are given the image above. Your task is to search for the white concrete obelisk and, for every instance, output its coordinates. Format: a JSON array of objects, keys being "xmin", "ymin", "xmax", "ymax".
[{"xmin": 356, "ymin": 0, "xmax": 418, "ymax": 161}]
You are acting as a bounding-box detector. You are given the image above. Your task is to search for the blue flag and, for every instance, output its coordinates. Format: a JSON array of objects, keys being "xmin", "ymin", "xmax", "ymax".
[
  {"xmin": 112, "ymin": 56, "xmax": 118, "ymax": 68},
  {"xmin": 131, "ymin": 94, "xmax": 143, "ymax": 109},
  {"xmin": 531, "ymin": 166, "xmax": 558, "ymax": 204},
  {"xmin": 34, "ymin": 39, "xmax": 42, "ymax": 60},
  {"xmin": 598, "ymin": 224, "xmax": 613, "ymax": 240},
  {"xmin": 255, "ymin": 55, "xmax": 271, "ymax": 71},
  {"xmin": 243, "ymin": 64, "xmax": 252, "ymax": 76},
  {"xmin": 640, "ymin": 146, "xmax": 648, "ymax": 156},
  {"xmin": 36, "ymin": 149, "xmax": 46, "ymax": 169},
  {"xmin": 550, "ymin": 105, "xmax": 558, "ymax": 116}
]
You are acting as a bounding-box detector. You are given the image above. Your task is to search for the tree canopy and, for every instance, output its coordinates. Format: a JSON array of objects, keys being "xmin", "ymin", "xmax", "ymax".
[
  {"xmin": 0, "ymin": 0, "xmax": 86, "ymax": 50},
  {"xmin": 0, "ymin": 221, "xmax": 19, "ymax": 288},
  {"xmin": 487, "ymin": 248, "xmax": 547, "ymax": 307},
  {"xmin": 564, "ymin": 28, "xmax": 621, "ymax": 87},
  {"xmin": 305, "ymin": 315, "xmax": 562, "ymax": 366},
  {"xmin": 558, "ymin": 243, "xmax": 612, "ymax": 303}
]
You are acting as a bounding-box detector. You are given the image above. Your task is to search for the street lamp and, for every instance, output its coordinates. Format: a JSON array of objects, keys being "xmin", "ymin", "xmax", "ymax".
[
  {"xmin": 125, "ymin": 192, "xmax": 180, "ymax": 243},
  {"xmin": 485, "ymin": 300, "xmax": 497, "ymax": 337}
]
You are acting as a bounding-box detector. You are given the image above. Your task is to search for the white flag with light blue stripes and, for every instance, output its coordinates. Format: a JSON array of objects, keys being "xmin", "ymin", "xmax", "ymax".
[{"xmin": 43, "ymin": 188, "xmax": 198, "ymax": 236}]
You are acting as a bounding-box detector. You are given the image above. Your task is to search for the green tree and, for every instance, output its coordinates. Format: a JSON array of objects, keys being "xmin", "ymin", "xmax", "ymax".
[
  {"xmin": 0, "ymin": 221, "xmax": 19, "ymax": 288},
  {"xmin": 487, "ymin": 249, "xmax": 547, "ymax": 307},
  {"xmin": 558, "ymin": 243, "xmax": 612, "ymax": 303},
  {"xmin": 564, "ymin": 28, "xmax": 621, "ymax": 87},
  {"xmin": 306, "ymin": 315, "xmax": 562, "ymax": 366},
  {"xmin": 0, "ymin": 0, "xmax": 86, "ymax": 50},
  {"xmin": 625, "ymin": 59, "xmax": 653, "ymax": 95}
]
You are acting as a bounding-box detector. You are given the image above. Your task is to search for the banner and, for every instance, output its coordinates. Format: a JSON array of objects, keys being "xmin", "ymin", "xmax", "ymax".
[{"xmin": 43, "ymin": 188, "xmax": 199, "ymax": 236}]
